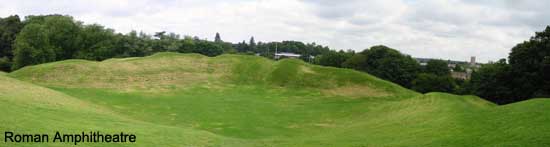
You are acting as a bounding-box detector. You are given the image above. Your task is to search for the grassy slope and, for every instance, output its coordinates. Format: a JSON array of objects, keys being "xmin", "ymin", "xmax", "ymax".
[
  {"xmin": 0, "ymin": 74, "xmax": 252, "ymax": 147},
  {"xmin": 4, "ymin": 52, "xmax": 550, "ymax": 146}
]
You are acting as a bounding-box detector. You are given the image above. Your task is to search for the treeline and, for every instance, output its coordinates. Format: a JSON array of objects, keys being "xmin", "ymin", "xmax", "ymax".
[
  {"xmin": 314, "ymin": 46, "xmax": 458, "ymax": 94},
  {"xmin": 0, "ymin": 14, "xmax": 330, "ymax": 71},
  {"xmin": 314, "ymin": 26, "xmax": 550, "ymax": 104},
  {"xmin": 467, "ymin": 27, "xmax": 550, "ymax": 104},
  {"xmin": 1, "ymin": 14, "xmax": 548, "ymax": 104},
  {"xmin": 0, "ymin": 14, "xmax": 227, "ymax": 70}
]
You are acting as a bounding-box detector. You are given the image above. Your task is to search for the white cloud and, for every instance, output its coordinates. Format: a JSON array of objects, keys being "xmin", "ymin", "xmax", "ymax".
[{"xmin": 0, "ymin": 0, "xmax": 548, "ymax": 62}]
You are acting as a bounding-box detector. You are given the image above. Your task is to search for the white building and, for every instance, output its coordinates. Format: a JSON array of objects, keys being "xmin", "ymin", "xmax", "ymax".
[{"xmin": 275, "ymin": 52, "xmax": 301, "ymax": 59}]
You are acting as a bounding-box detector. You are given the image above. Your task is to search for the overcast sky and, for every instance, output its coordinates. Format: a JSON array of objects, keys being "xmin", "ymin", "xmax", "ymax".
[{"xmin": 1, "ymin": 0, "xmax": 549, "ymax": 62}]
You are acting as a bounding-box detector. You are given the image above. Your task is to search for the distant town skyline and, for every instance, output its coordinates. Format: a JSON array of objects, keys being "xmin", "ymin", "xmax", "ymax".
[{"xmin": 1, "ymin": 0, "xmax": 549, "ymax": 62}]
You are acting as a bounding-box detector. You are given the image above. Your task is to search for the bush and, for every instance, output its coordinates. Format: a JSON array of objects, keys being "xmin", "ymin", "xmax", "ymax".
[{"xmin": 412, "ymin": 73, "xmax": 456, "ymax": 93}]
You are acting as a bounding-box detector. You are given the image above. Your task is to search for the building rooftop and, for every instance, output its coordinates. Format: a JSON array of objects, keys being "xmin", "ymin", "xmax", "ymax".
[{"xmin": 275, "ymin": 52, "xmax": 301, "ymax": 57}]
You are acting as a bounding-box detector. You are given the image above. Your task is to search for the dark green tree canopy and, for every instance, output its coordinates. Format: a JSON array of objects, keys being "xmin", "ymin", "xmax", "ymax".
[
  {"xmin": 249, "ymin": 36, "xmax": 256, "ymax": 52},
  {"xmin": 0, "ymin": 15, "xmax": 23, "ymax": 71},
  {"xmin": 0, "ymin": 15, "xmax": 23, "ymax": 58},
  {"xmin": 214, "ymin": 32, "xmax": 222, "ymax": 43},
  {"xmin": 469, "ymin": 59, "xmax": 514, "ymax": 104},
  {"xmin": 24, "ymin": 15, "xmax": 81, "ymax": 60},
  {"xmin": 13, "ymin": 23, "xmax": 56, "ymax": 70},
  {"xmin": 412, "ymin": 73, "xmax": 455, "ymax": 93},
  {"xmin": 9, "ymin": 15, "xmax": 235, "ymax": 69},
  {"xmin": 315, "ymin": 50, "xmax": 353, "ymax": 68},
  {"xmin": 425, "ymin": 59, "xmax": 450, "ymax": 76},
  {"xmin": 345, "ymin": 45, "xmax": 421, "ymax": 88},
  {"xmin": 508, "ymin": 26, "xmax": 550, "ymax": 98}
]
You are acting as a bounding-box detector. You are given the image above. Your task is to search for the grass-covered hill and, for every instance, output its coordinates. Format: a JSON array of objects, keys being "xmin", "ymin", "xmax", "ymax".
[{"xmin": 2, "ymin": 52, "xmax": 550, "ymax": 146}]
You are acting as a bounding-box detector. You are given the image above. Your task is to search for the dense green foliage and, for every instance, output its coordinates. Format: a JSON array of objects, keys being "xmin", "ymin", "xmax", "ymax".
[
  {"xmin": 412, "ymin": 73, "xmax": 455, "ymax": 93},
  {"xmin": 424, "ymin": 59, "xmax": 451, "ymax": 76},
  {"xmin": 508, "ymin": 26, "xmax": 550, "ymax": 98},
  {"xmin": 1, "ymin": 14, "xmax": 331, "ymax": 71},
  {"xmin": 0, "ymin": 15, "xmax": 23, "ymax": 71},
  {"xmin": 314, "ymin": 50, "xmax": 354, "ymax": 68},
  {"xmin": 319, "ymin": 47, "xmax": 458, "ymax": 94},
  {"xmin": 468, "ymin": 26, "xmax": 550, "ymax": 104},
  {"xmin": 411, "ymin": 59, "xmax": 456, "ymax": 93},
  {"xmin": 252, "ymin": 41, "xmax": 331, "ymax": 60},
  {"xmin": 344, "ymin": 45, "xmax": 421, "ymax": 88},
  {"xmin": 314, "ymin": 27, "xmax": 550, "ymax": 104},
  {"xmin": 2, "ymin": 14, "xmax": 549, "ymax": 104},
  {"xmin": 3, "ymin": 53, "xmax": 550, "ymax": 146},
  {"xmin": 469, "ymin": 59, "xmax": 514, "ymax": 103},
  {"xmin": 13, "ymin": 23, "xmax": 56, "ymax": 69}
]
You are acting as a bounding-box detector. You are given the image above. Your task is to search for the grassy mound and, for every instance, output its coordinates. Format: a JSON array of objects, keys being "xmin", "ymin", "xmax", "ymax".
[
  {"xmin": 0, "ymin": 74, "xmax": 242, "ymax": 147},
  {"xmin": 10, "ymin": 52, "xmax": 416, "ymax": 97},
  {"xmin": 4, "ymin": 52, "xmax": 550, "ymax": 146}
]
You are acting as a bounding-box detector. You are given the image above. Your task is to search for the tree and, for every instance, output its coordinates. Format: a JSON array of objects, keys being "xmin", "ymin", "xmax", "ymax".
[
  {"xmin": 249, "ymin": 36, "xmax": 256, "ymax": 52},
  {"xmin": 469, "ymin": 59, "xmax": 514, "ymax": 104},
  {"xmin": 116, "ymin": 31, "xmax": 153, "ymax": 57},
  {"xmin": 12, "ymin": 24, "xmax": 55, "ymax": 70},
  {"xmin": 508, "ymin": 26, "xmax": 550, "ymax": 98},
  {"xmin": 178, "ymin": 36, "xmax": 196, "ymax": 53},
  {"xmin": 235, "ymin": 40, "xmax": 248, "ymax": 52},
  {"xmin": 425, "ymin": 59, "xmax": 450, "ymax": 76},
  {"xmin": 195, "ymin": 41, "xmax": 223, "ymax": 57},
  {"xmin": 411, "ymin": 59, "xmax": 456, "ymax": 93},
  {"xmin": 0, "ymin": 15, "xmax": 23, "ymax": 71},
  {"xmin": 23, "ymin": 15, "xmax": 82, "ymax": 60},
  {"xmin": 152, "ymin": 32, "xmax": 180, "ymax": 53},
  {"xmin": 315, "ymin": 50, "xmax": 353, "ymax": 68},
  {"xmin": 214, "ymin": 32, "xmax": 222, "ymax": 43},
  {"xmin": 342, "ymin": 54, "xmax": 366, "ymax": 69},
  {"xmin": 251, "ymin": 41, "xmax": 330, "ymax": 61},
  {"xmin": 453, "ymin": 64, "xmax": 465, "ymax": 72},
  {"xmin": 412, "ymin": 73, "xmax": 456, "ymax": 93},
  {"xmin": 0, "ymin": 56, "xmax": 11, "ymax": 71},
  {"xmin": 74, "ymin": 24, "xmax": 118, "ymax": 60},
  {"xmin": 345, "ymin": 45, "xmax": 421, "ymax": 88}
]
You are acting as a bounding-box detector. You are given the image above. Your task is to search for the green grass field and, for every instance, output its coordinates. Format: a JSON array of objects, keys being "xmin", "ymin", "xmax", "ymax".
[{"xmin": 2, "ymin": 52, "xmax": 549, "ymax": 146}]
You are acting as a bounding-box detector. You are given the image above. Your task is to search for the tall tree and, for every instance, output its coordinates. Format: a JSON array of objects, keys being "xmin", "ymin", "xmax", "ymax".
[
  {"xmin": 508, "ymin": 26, "xmax": 550, "ymax": 98},
  {"xmin": 178, "ymin": 36, "xmax": 196, "ymax": 53},
  {"xmin": 27, "ymin": 15, "xmax": 81, "ymax": 60},
  {"xmin": 315, "ymin": 50, "xmax": 353, "ymax": 68},
  {"xmin": 12, "ymin": 24, "xmax": 55, "ymax": 70},
  {"xmin": 214, "ymin": 32, "xmax": 222, "ymax": 43},
  {"xmin": 345, "ymin": 45, "xmax": 421, "ymax": 88},
  {"xmin": 235, "ymin": 40, "xmax": 248, "ymax": 52},
  {"xmin": 195, "ymin": 41, "xmax": 223, "ymax": 57},
  {"xmin": 115, "ymin": 30, "xmax": 153, "ymax": 57},
  {"xmin": 249, "ymin": 36, "xmax": 256, "ymax": 52},
  {"xmin": 412, "ymin": 73, "xmax": 455, "ymax": 93},
  {"xmin": 0, "ymin": 15, "xmax": 23, "ymax": 71},
  {"xmin": 425, "ymin": 59, "xmax": 450, "ymax": 76},
  {"xmin": 0, "ymin": 15, "xmax": 23, "ymax": 58},
  {"xmin": 410, "ymin": 59, "xmax": 455, "ymax": 93},
  {"xmin": 469, "ymin": 59, "xmax": 514, "ymax": 104},
  {"xmin": 74, "ymin": 24, "xmax": 118, "ymax": 60}
]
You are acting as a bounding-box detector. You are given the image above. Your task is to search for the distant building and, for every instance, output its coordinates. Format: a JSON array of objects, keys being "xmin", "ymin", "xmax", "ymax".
[
  {"xmin": 415, "ymin": 56, "xmax": 482, "ymax": 80},
  {"xmin": 451, "ymin": 71, "xmax": 470, "ymax": 80},
  {"xmin": 275, "ymin": 52, "xmax": 301, "ymax": 59},
  {"xmin": 447, "ymin": 63, "xmax": 456, "ymax": 68},
  {"xmin": 469, "ymin": 56, "xmax": 481, "ymax": 68}
]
